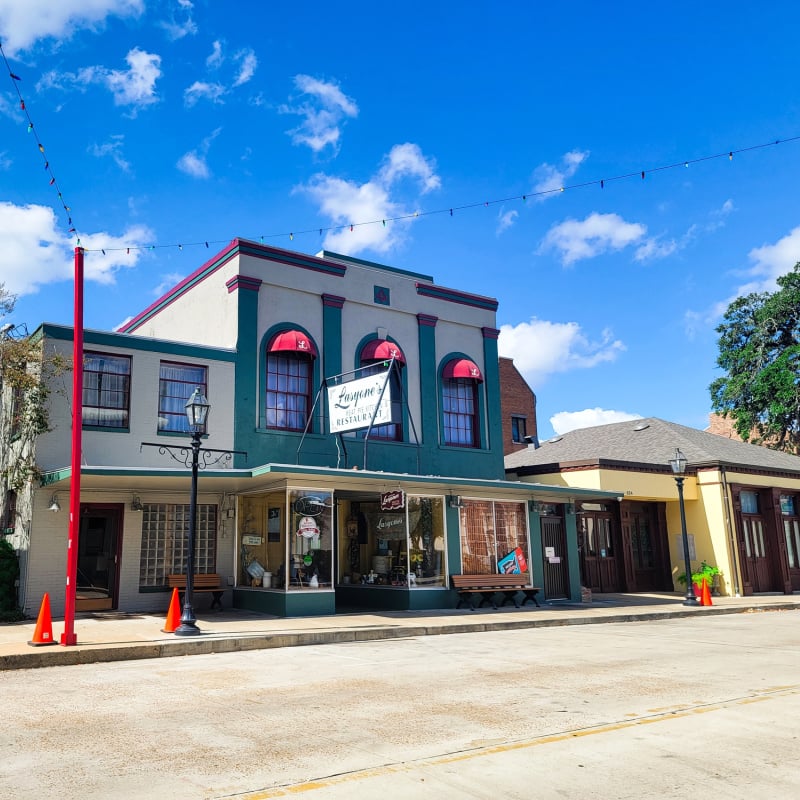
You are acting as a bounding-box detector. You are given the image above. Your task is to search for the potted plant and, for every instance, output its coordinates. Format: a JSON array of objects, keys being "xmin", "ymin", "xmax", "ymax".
[{"xmin": 677, "ymin": 561, "xmax": 721, "ymax": 596}]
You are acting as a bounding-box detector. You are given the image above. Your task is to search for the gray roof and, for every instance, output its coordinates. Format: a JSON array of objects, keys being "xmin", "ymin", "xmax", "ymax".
[{"xmin": 504, "ymin": 417, "xmax": 800, "ymax": 476}]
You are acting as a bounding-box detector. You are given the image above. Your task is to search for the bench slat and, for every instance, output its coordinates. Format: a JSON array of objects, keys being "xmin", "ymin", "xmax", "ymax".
[
  {"xmin": 451, "ymin": 573, "xmax": 541, "ymax": 610},
  {"xmin": 167, "ymin": 574, "xmax": 226, "ymax": 609}
]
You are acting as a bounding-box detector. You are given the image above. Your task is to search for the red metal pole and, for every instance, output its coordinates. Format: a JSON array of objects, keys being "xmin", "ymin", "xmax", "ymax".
[{"xmin": 61, "ymin": 246, "xmax": 84, "ymax": 646}]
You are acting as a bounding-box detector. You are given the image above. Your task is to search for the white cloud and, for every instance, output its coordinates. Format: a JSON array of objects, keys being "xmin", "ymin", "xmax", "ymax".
[
  {"xmin": 295, "ymin": 143, "xmax": 440, "ymax": 254},
  {"xmin": 39, "ymin": 48, "xmax": 162, "ymax": 111},
  {"xmin": 105, "ymin": 48, "xmax": 162, "ymax": 107},
  {"xmin": 206, "ymin": 40, "xmax": 224, "ymax": 69},
  {"xmin": 184, "ymin": 80, "xmax": 226, "ymax": 107},
  {"xmin": 497, "ymin": 208, "xmax": 518, "ymax": 235},
  {"xmin": 0, "ymin": 201, "xmax": 151, "ymax": 295},
  {"xmin": 531, "ymin": 150, "xmax": 589, "ymax": 199},
  {"xmin": 152, "ymin": 272, "xmax": 185, "ymax": 296},
  {"xmin": 498, "ymin": 316, "xmax": 626, "ymax": 386},
  {"xmin": 539, "ymin": 212, "xmax": 647, "ymax": 265},
  {"xmin": 88, "ymin": 134, "xmax": 130, "ymax": 172},
  {"xmin": 158, "ymin": 0, "xmax": 197, "ymax": 40},
  {"xmin": 233, "ymin": 49, "xmax": 257, "ymax": 86},
  {"xmin": 177, "ymin": 128, "xmax": 221, "ymax": 179},
  {"xmin": 0, "ymin": 151, "xmax": 11, "ymax": 170},
  {"xmin": 550, "ymin": 408, "xmax": 643, "ymax": 435},
  {"xmin": 0, "ymin": 0, "xmax": 143, "ymax": 56},
  {"xmin": 281, "ymin": 75, "xmax": 358, "ymax": 154}
]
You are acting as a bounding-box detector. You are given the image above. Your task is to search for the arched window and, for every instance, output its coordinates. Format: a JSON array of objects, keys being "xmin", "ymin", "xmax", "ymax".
[
  {"xmin": 358, "ymin": 339, "xmax": 405, "ymax": 441},
  {"xmin": 442, "ymin": 358, "xmax": 483, "ymax": 447},
  {"xmin": 265, "ymin": 330, "xmax": 317, "ymax": 431}
]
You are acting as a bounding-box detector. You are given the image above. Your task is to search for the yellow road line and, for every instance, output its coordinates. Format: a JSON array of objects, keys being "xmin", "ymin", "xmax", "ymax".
[{"xmin": 238, "ymin": 686, "xmax": 800, "ymax": 798}]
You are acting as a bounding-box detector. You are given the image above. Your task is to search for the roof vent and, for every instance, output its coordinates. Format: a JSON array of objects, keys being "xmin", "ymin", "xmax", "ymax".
[{"xmin": 633, "ymin": 423, "xmax": 650, "ymax": 431}]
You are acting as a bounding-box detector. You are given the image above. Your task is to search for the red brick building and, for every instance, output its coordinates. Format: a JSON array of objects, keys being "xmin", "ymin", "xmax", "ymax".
[{"xmin": 499, "ymin": 357, "xmax": 538, "ymax": 455}]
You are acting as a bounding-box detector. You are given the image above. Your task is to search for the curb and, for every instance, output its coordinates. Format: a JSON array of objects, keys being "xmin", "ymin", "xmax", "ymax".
[{"xmin": 2, "ymin": 602, "xmax": 797, "ymax": 671}]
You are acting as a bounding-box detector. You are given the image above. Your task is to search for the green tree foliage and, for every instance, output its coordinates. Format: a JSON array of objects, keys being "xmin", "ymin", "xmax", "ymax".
[{"xmin": 710, "ymin": 263, "xmax": 800, "ymax": 454}]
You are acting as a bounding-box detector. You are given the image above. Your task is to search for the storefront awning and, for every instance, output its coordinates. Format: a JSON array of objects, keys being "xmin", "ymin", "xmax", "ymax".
[
  {"xmin": 361, "ymin": 338, "xmax": 405, "ymax": 364},
  {"xmin": 443, "ymin": 358, "xmax": 483, "ymax": 382},
  {"xmin": 268, "ymin": 329, "xmax": 317, "ymax": 357}
]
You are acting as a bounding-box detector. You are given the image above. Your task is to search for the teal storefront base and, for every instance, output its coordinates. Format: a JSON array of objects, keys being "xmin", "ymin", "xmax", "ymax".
[
  {"xmin": 233, "ymin": 586, "xmax": 454, "ymax": 616},
  {"xmin": 233, "ymin": 588, "xmax": 336, "ymax": 617}
]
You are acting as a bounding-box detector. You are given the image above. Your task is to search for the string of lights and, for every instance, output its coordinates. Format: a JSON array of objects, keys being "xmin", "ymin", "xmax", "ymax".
[
  {"xmin": 4, "ymin": 41, "xmax": 799, "ymax": 257},
  {"xmin": 0, "ymin": 41, "xmax": 79, "ymax": 244}
]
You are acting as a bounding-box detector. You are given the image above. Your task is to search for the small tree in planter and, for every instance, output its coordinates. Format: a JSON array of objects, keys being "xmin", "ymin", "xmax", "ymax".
[{"xmin": 678, "ymin": 561, "xmax": 721, "ymax": 596}]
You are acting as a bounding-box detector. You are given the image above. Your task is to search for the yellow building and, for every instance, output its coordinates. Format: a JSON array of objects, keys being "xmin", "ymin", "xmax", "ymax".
[{"xmin": 505, "ymin": 418, "xmax": 800, "ymax": 597}]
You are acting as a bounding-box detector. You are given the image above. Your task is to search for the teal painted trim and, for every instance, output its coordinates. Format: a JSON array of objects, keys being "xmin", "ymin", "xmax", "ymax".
[
  {"xmin": 320, "ymin": 250, "xmax": 433, "ymax": 282},
  {"xmin": 40, "ymin": 468, "xmax": 72, "ymax": 486},
  {"xmin": 233, "ymin": 284, "xmax": 259, "ymax": 468},
  {"xmin": 564, "ymin": 511, "xmax": 581, "ymax": 601},
  {"xmin": 352, "ymin": 333, "xmax": 410, "ymax": 443},
  {"xmin": 437, "ymin": 352, "xmax": 488, "ymax": 450},
  {"xmin": 445, "ymin": 504, "xmax": 463, "ymax": 577},
  {"xmin": 256, "ymin": 322, "xmax": 321, "ymax": 430},
  {"xmin": 322, "ymin": 297, "xmax": 343, "ymax": 390},
  {"xmin": 527, "ymin": 510, "xmax": 546, "ymax": 593},
  {"xmin": 481, "ymin": 331, "xmax": 505, "ymax": 472},
  {"xmin": 42, "ymin": 323, "xmax": 236, "ymax": 361},
  {"xmin": 238, "ymin": 242, "xmax": 346, "ymax": 276},
  {"xmin": 417, "ymin": 315, "xmax": 438, "ymax": 451},
  {"xmin": 415, "ymin": 283, "xmax": 499, "ymax": 311},
  {"xmin": 82, "ymin": 425, "xmax": 129, "ymax": 434}
]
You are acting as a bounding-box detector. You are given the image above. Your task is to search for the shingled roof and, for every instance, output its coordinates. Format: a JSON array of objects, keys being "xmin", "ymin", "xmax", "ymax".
[{"xmin": 504, "ymin": 417, "xmax": 800, "ymax": 476}]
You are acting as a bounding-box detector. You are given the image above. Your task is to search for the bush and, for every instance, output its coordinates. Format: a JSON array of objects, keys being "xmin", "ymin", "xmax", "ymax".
[{"xmin": 0, "ymin": 538, "xmax": 21, "ymax": 617}]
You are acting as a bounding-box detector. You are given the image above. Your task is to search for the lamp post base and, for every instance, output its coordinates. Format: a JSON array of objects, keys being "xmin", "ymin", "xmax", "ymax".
[
  {"xmin": 683, "ymin": 595, "xmax": 700, "ymax": 607},
  {"xmin": 174, "ymin": 621, "xmax": 202, "ymax": 636}
]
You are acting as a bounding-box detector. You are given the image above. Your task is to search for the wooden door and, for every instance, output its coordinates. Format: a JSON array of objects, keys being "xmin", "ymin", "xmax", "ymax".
[
  {"xmin": 76, "ymin": 505, "xmax": 122, "ymax": 612},
  {"xmin": 579, "ymin": 512, "xmax": 620, "ymax": 592},
  {"xmin": 741, "ymin": 515, "xmax": 771, "ymax": 593},
  {"xmin": 629, "ymin": 506, "xmax": 660, "ymax": 591},
  {"xmin": 541, "ymin": 515, "xmax": 569, "ymax": 599}
]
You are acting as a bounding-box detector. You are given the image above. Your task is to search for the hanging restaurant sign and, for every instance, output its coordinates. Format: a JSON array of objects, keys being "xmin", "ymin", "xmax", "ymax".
[
  {"xmin": 380, "ymin": 490, "xmax": 405, "ymax": 511},
  {"xmin": 327, "ymin": 370, "xmax": 394, "ymax": 434}
]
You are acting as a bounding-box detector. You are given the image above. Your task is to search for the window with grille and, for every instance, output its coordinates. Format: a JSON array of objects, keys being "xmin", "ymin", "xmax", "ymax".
[
  {"xmin": 459, "ymin": 499, "xmax": 529, "ymax": 575},
  {"xmin": 511, "ymin": 415, "xmax": 527, "ymax": 443},
  {"xmin": 83, "ymin": 352, "xmax": 131, "ymax": 428},
  {"xmin": 158, "ymin": 361, "xmax": 208, "ymax": 433},
  {"xmin": 443, "ymin": 377, "xmax": 478, "ymax": 447},
  {"xmin": 266, "ymin": 353, "xmax": 312, "ymax": 431},
  {"xmin": 138, "ymin": 503, "xmax": 217, "ymax": 587}
]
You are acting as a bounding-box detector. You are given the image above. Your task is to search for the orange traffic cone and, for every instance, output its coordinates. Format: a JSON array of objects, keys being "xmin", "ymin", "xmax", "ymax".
[
  {"xmin": 700, "ymin": 578, "xmax": 713, "ymax": 606},
  {"xmin": 28, "ymin": 593, "xmax": 56, "ymax": 646},
  {"xmin": 162, "ymin": 587, "xmax": 181, "ymax": 632}
]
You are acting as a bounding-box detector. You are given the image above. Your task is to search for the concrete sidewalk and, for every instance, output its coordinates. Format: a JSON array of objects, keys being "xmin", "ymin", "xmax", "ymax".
[{"xmin": 2, "ymin": 592, "xmax": 799, "ymax": 671}]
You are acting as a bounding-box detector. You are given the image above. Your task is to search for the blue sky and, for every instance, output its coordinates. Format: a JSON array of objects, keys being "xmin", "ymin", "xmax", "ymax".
[{"xmin": 2, "ymin": 1, "xmax": 800, "ymax": 440}]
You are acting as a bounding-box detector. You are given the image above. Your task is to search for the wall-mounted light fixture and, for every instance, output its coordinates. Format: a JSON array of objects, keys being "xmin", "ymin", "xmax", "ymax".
[
  {"xmin": 566, "ymin": 501, "xmax": 576, "ymax": 515},
  {"xmin": 448, "ymin": 495, "xmax": 464, "ymax": 509},
  {"xmin": 48, "ymin": 494, "xmax": 61, "ymax": 513},
  {"xmin": 130, "ymin": 495, "xmax": 143, "ymax": 512},
  {"xmin": 528, "ymin": 500, "xmax": 541, "ymax": 513}
]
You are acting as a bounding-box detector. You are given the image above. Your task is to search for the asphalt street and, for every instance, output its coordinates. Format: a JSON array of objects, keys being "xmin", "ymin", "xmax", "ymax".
[{"xmin": 2, "ymin": 610, "xmax": 798, "ymax": 799}]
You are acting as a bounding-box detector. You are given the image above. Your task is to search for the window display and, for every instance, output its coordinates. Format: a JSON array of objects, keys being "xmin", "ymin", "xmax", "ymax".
[{"xmin": 337, "ymin": 495, "xmax": 445, "ymax": 587}]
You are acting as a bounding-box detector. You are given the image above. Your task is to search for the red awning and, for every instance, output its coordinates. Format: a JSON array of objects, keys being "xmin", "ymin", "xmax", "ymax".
[
  {"xmin": 361, "ymin": 338, "xmax": 405, "ymax": 364},
  {"xmin": 443, "ymin": 358, "xmax": 483, "ymax": 382},
  {"xmin": 268, "ymin": 329, "xmax": 317, "ymax": 357}
]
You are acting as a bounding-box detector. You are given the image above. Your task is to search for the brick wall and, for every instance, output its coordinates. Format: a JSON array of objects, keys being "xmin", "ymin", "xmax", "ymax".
[{"xmin": 498, "ymin": 357, "xmax": 538, "ymax": 455}]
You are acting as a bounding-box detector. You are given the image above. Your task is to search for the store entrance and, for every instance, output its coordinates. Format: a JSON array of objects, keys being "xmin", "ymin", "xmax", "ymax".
[{"xmin": 75, "ymin": 504, "xmax": 122, "ymax": 612}]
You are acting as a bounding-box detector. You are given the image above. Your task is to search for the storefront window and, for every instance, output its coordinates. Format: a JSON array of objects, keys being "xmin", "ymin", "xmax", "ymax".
[
  {"xmin": 288, "ymin": 489, "xmax": 333, "ymax": 590},
  {"xmin": 239, "ymin": 492, "xmax": 285, "ymax": 589},
  {"xmin": 337, "ymin": 495, "xmax": 445, "ymax": 588},
  {"xmin": 459, "ymin": 499, "xmax": 530, "ymax": 577}
]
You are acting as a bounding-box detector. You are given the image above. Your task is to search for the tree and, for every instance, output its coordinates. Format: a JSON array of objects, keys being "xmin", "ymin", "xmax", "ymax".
[{"xmin": 710, "ymin": 263, "xmax": 800, "ymax": 454}]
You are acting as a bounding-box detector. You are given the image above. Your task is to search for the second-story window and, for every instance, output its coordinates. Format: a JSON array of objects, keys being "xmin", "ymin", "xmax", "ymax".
[
  {"xmin": 442, "ymin": 358, "xmax": 483, "ymax": 448},
  {"xmin": 83, "ymin": 352, "xmax": 131, "ymax": 429},
  {"xmin": 358, "ymin": 338, "xmax": 405, "ymax": 441},
  {"xmin": 266, "ymin": 329, "xmax": 316, "ymax": 432},
  {"xmin": 511, "ymin": 415, "xmax": 527, "ymax": 443},
  {"xmin": 159, "ymin": 362, "xmax": 208, "ymax": 433}
]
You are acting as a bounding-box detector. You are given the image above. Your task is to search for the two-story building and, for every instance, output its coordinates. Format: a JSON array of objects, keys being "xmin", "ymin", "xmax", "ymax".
[{"xmin": 3, "ymin": 240, "xmax": 619, "ymax": 618}]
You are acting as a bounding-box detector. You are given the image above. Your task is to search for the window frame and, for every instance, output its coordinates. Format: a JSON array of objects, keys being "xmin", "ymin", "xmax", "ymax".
[
  {"xmin": 442, "ymin": 376, "xmax": 479, "ymax": 447},
  {"xmin": 82, "ymin": 351, "xmax": 132, "ymax": 430},
  {"xmin": 511, "ymin": 415, "xmax": 527, "ymax": 443},
  {"xmin": 265, "ymin": 351, "xmax": 314, "ymax": 432},
  {"xmin": 158, "ymin": 360, "xmax": 209, "ymax": 434}
]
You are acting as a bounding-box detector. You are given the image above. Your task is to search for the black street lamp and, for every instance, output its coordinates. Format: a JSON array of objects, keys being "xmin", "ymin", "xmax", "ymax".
[
  {"xmin": 669, "ymin": 447, "xmax": 699, "ymax": 607},
  {"xmin": 174, "ymin": 387, "xmax": 211, "ymax": 636}
]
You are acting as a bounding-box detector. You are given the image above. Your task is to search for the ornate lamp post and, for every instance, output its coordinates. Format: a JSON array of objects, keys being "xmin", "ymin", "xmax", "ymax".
[
  {"xmin": 174, "ymin": 387, "xmax": 210, "ymax": 636},
  {"xmin": 669, "ymin": 447, "xmax": 699, "ymax": 607}
]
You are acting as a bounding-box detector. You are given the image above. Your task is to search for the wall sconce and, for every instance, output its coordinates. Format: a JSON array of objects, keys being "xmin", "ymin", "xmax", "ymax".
[
  {"xmin": 48, "ymin": 494, "xmax": 61, "ymax": 513},
  {"xmin": 528, "ymin": 500, "xmax": 541, "ymax": 513},
  {"xmin": 566, "ymin": 502, "xmax": 576, "ymax": 515},
  {"xmin": 448, "ymin": 495, "xmax": 464, "ymax": 509},
  {"xmin": 130, "ymin": 495, "xmax": 143, "ymax": 512}
]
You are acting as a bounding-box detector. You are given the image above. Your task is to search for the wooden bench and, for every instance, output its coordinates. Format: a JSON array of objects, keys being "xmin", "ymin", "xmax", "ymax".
[
  {"xmin": 167, "ymin": 573, "xmax": 226, "ymax": 610},
  {"xmin": 451, "ymin": 574, "xmax": 541, "ymax": 610}
]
